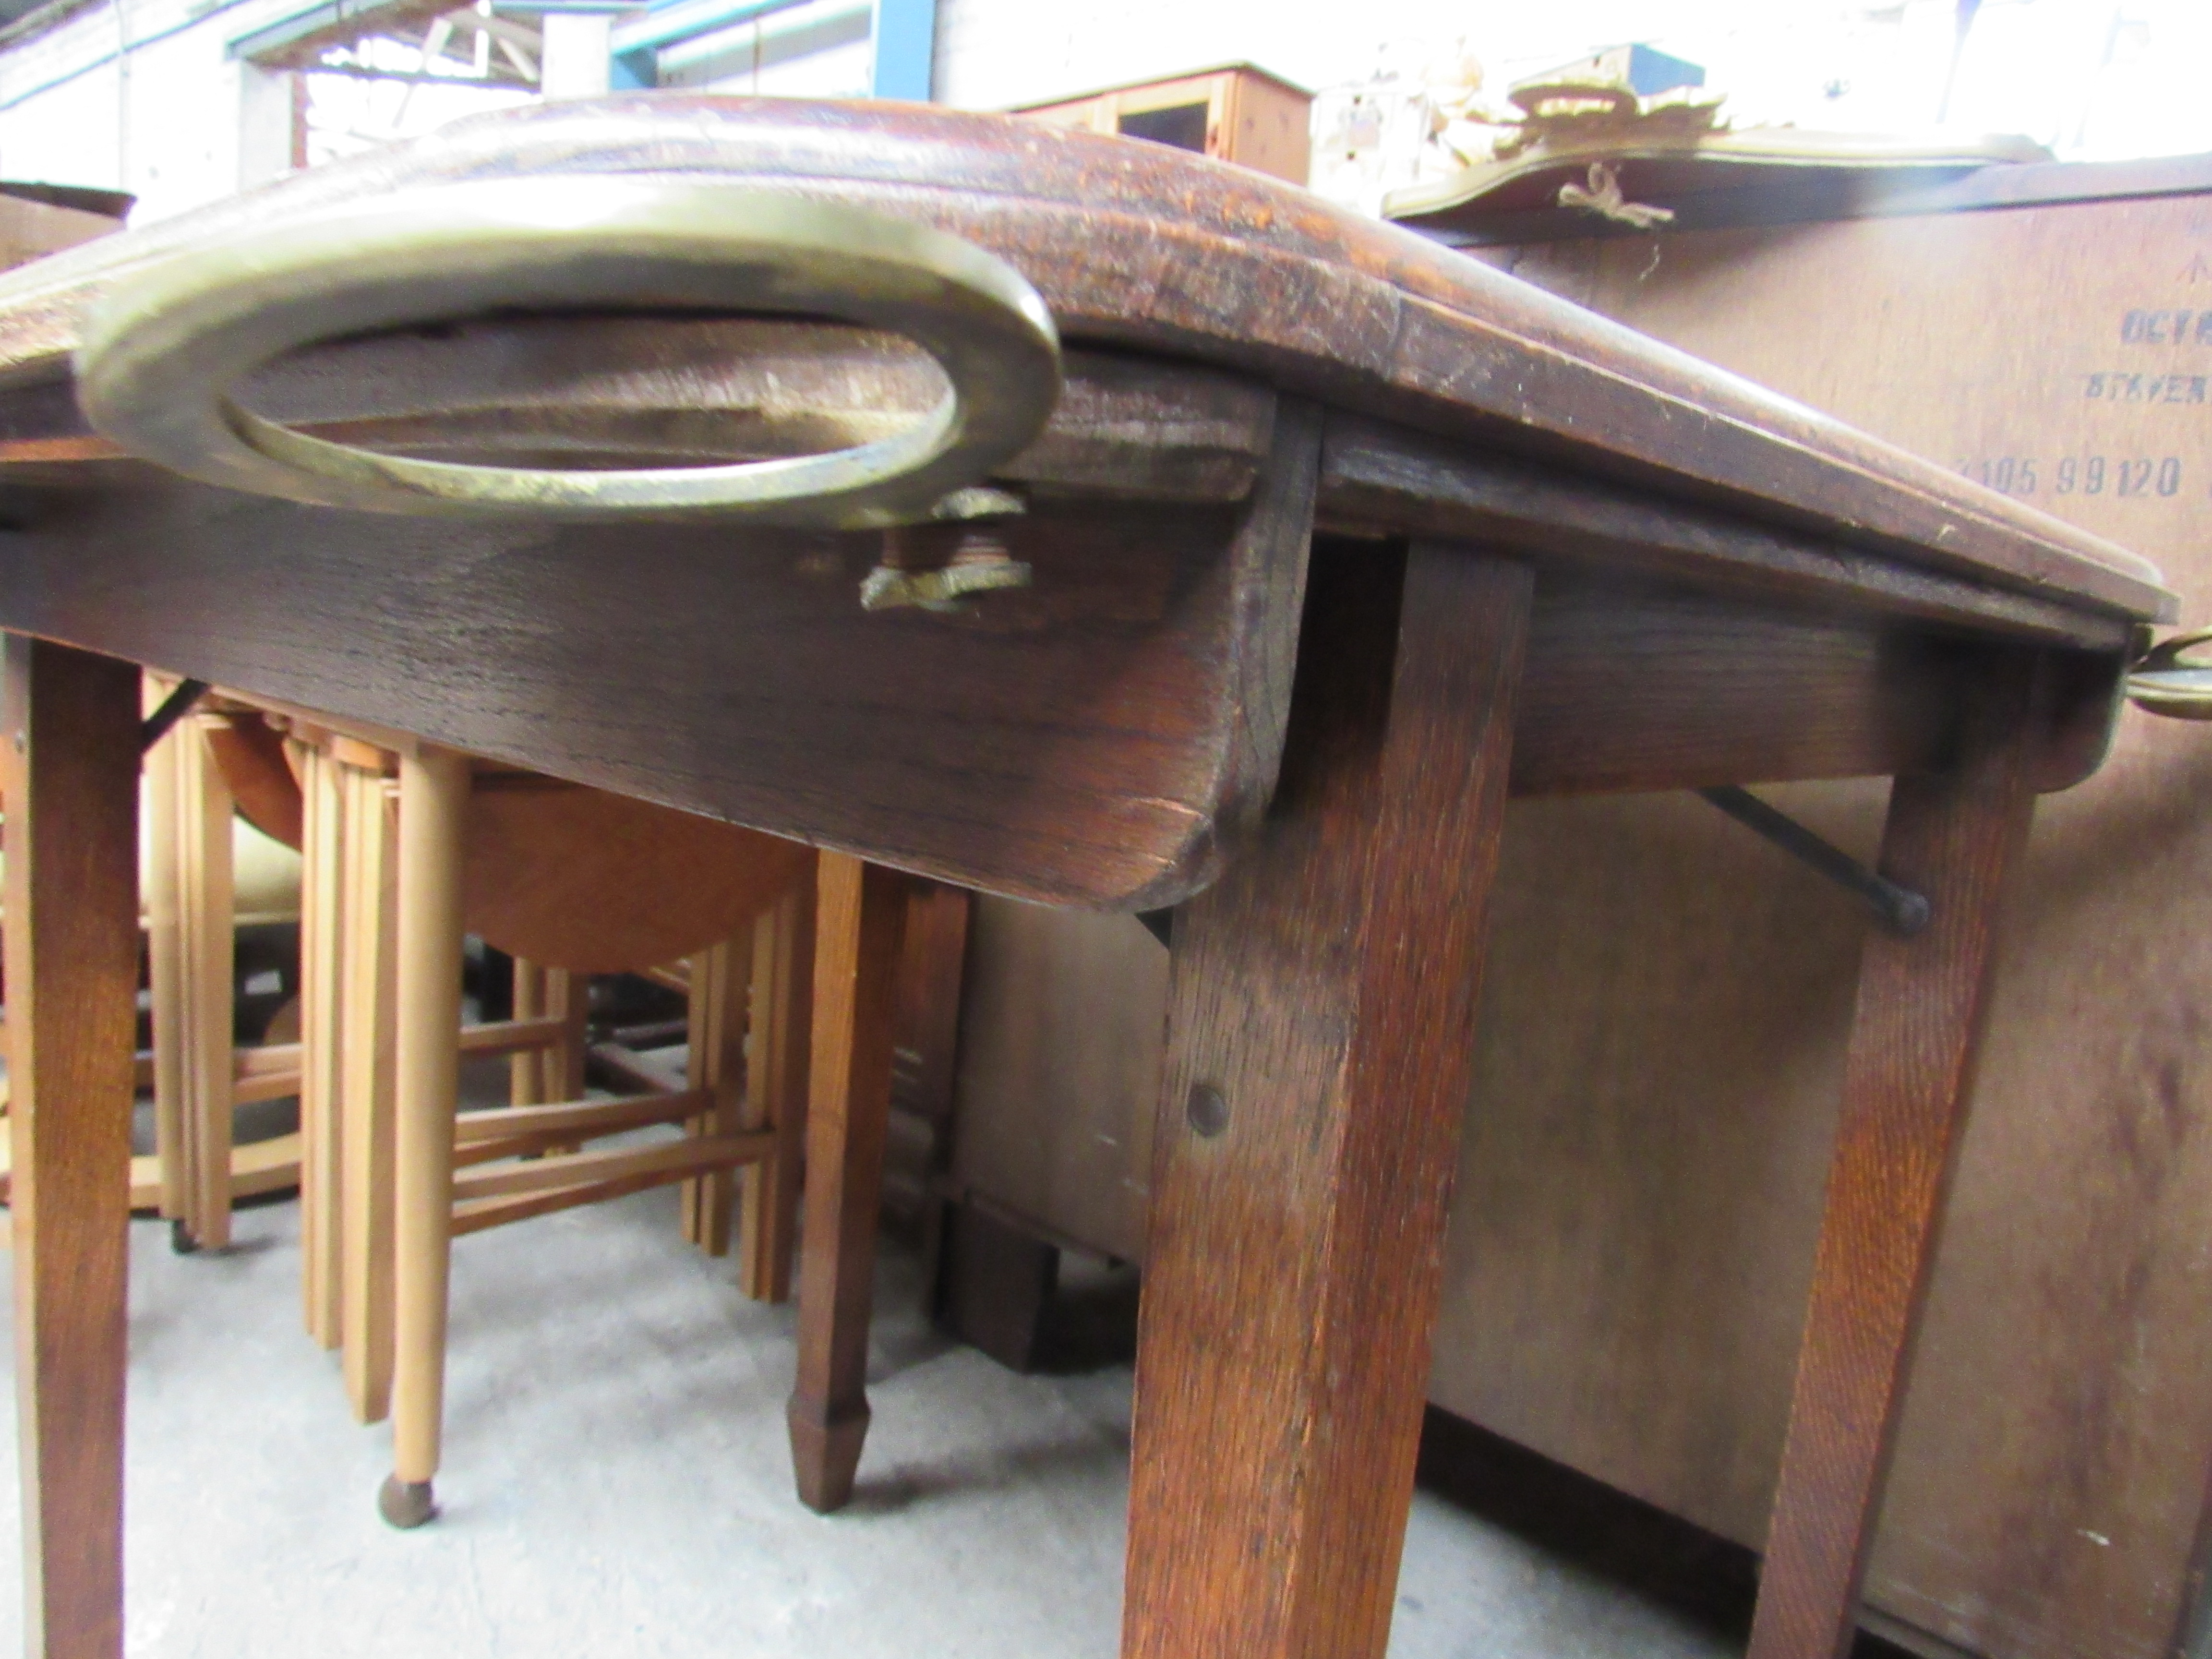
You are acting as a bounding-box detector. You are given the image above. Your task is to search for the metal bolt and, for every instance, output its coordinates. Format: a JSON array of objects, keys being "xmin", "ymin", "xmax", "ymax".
[{"xmin": 1186, "ymin": 1083, "xmax": 1229, "ymax": 1139}]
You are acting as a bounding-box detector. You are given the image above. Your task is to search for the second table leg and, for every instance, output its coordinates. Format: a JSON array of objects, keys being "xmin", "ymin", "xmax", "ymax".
[
  {"xmin": 1123, "ymin": 541, "xmax": 1532, "ymax": 1659},
  {"xmin": 5, "ymin": 637, "xmax": 142, "ymax": 1659},
  {"xmin": 788, "ymin": 852, "xmax": 904, "ymax": 1512},
  {"xmin": 1747, "ymin": 659, "xmax": 2042, "ymax": 1659}
]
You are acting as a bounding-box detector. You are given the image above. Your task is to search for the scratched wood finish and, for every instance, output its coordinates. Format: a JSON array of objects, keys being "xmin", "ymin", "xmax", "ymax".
[
  {"xmin": 0, "ymin": 98, "xmax": 2165, "ymax": 625},
  {"xmin": 787, "ymin": 852, "xmax": 906, "ymax": 1513},
  {"xmin": 0, "ymin": 408, "xmax": 1320, "ymax": 908},
  {"xmin": 1126, "ymin": 539, "xmax": 1529, "ymax": 1659},
  {"xmin": 1747, "ymin": 658, "xmax": 2041, "ymax": 1659},
  {"xmin": 4, "ymin": 637, "xmax": 140, "ymax": 1659}
]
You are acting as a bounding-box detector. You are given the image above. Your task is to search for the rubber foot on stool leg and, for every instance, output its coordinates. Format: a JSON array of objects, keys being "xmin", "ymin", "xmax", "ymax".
[
  {"xmin": 378, "ymin": 1475, "xmax": 437, "ymax": 1529},
  {"xmin": 169, "ymin": 1219, "xmax": 199, "ymax": 1255}
]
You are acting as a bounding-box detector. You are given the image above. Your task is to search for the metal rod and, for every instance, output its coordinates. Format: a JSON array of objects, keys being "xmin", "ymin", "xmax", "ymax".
[
  {"xmin": 1698, "ymin": 785, "xmax": 1931, "ymax": 938},
  {"xmin": 139, "ymin": 678, "xmax": 209, "ymax": 752}
]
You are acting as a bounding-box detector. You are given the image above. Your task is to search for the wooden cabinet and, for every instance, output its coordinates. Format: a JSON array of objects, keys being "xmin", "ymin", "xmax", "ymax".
[
  {"xmin": 942, "ymin": 159, "xmax": 2212, "ymax": 1659},
  {"xmin": 1014, "ymin": 64, "xmax": 1310, "ymax": 185}
]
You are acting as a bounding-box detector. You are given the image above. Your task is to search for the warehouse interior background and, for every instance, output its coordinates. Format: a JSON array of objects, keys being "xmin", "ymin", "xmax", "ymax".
[
  {"xmin": 6, "ymin": 4, "xmax": 2212, "ymax": 1659},
  {"xmin": 0, "ymin": 0, "xmax": 2209, "ymax": 226}
]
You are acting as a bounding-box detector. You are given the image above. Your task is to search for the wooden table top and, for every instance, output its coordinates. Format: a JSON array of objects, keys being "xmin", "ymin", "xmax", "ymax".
[
  {"xmin": 0, "ymin": 96, "xmax": 2174, "ymax": 910},
  {"xmin": 0, "ymin": 95, "xmax": 2168, "ymax": 626}
]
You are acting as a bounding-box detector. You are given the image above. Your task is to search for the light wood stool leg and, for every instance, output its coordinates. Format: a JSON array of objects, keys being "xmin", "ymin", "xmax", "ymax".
[
  {"xmin": 338, "ymin": 761, "xmax": 398, "ymax": 1424},
  {"xmin": 141, "ymin": 677, "xmax": 188, "ymax": 1227},
  {"xmin": 507, "ymin": 958, "xmax": 544, "ymax": 1106},
  {"xmin": 787, "ymin": 852, "xmax": 903, "ymax": 1512},
  {"xmin": 1746, "ymin": 659, "xmax": 2041, "ymax": 1659},
  {"xmin": 547, "ymin": 968, "xmax": 587, "ymax": 1102},
  {"xmin": 296, "ymin": 740, "xmax": 347, "ymax": 1349},
  {"xmin": 1121, "ymin": 545, "xmax": 1530, "ymax": 1659},
  {"xmin": 5, "ymin": 637, "xmax": 141, "ymax": 1659},
  {"xmin": 176, "ymin": 716, "xmax": 235, "ymax": 1252},
  {"xmin": 382, "ymin": 746, "xmax": 469, "ymax": 1528},
  {"xmin": 677, "ymin": 946, "xmax": 713, "ymax": 1246},
  {"xmin": 681, "ymin": 941, "xmax": 742, "ymax": 1255},
  {"xmin": 742, "ymin": 872, "xmax": 814, "ymax": 1303}
]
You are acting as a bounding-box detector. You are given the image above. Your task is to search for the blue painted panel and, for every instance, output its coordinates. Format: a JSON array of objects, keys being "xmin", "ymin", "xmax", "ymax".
[{"xmin": 869, "ymin": 0, "xmax": 932, "ymax": 101}]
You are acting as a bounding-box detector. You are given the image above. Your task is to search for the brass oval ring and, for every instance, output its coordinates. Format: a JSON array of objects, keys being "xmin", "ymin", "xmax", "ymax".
[
  {"xmin": 2128, "ymin": 626, "xmax": 2212, "ymax": 720},
  {"xmin": 73, "ymin": 177, "xmax": 1062, "ymax": 525}
]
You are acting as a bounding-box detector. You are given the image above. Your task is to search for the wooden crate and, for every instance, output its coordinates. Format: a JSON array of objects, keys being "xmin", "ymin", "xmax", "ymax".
[
  {"xmin": 1014, "ymin": 63, "xmax": 1310, "ymax": 185},
  {"xmin": 944, "ymin": 159, "xmax": 2212, "ymax": 1659}
]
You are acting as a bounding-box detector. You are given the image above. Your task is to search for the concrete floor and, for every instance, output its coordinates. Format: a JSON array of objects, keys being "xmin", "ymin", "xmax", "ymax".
[{"xmin": 0, "ymin": 1175, "xmax": 1734, "ymax": 1658}]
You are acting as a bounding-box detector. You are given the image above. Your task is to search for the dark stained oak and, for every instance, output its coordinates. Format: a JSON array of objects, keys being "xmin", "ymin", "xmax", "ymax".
[
  {"xmin": 1126, "ymin": 539, "xmax": 1529, "ymax": 1659},
  {"xmin": 0, "ymin": 98, "xmax": 2168, "ymax": 626},
  {"xmin": 0, "ymin": 396, "xmax": 1322, "ymax": 911},
  {"xmin": 1316, "ymin": 413, "xmax": 2140, "ymax": 652},
  {"xmin": 3, "ymin": 637, "xmax": 141, "ymax": 1659},
  {"xmin": 1747, "ymin": 655, "xmax": 2043, "ymax": 1659},
  {"xmin": 787, "ymin": 852, "xmax": 907, "ymax": 1513}
]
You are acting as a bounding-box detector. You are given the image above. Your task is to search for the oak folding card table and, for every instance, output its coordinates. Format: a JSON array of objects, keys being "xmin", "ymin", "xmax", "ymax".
[{"xmin": 0, "ymin": 96, "xmax": 2172, "ymax": 1659}]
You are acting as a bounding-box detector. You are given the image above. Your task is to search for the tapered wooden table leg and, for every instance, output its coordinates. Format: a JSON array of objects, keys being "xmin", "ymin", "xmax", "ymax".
[
  {"xmin": 1122, "ymin": 542, "xmax": 1531, "ymax": 1659},
  {"xmin": 381, "ymin": 746, "xmax": 469, "ymax": 1529},
  {"xmin": 787, "ymin": 851, "xmax": 903, "ymax": 1513},
  {"xmin": 1746, "ymin": 658, "xmax": 2041, "ymax": 1659},
  {"xmin": 5, "ymin": 637, "xmax": 142, "ymax": 1659}
]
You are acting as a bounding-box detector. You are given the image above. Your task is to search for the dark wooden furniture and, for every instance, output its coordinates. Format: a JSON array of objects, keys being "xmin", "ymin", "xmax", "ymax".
[
  {"xmin": 0, "ymin": 96, "xmax": 2171, "ymax": 1659},
  {"xmin": 950, "ymin": 155, "xmax": 2212, "ymax": 1659}
]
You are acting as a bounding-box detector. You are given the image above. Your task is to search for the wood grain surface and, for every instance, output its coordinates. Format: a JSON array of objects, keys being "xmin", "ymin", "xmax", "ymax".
[
  {"xmin": 462, "ymin": 779, "xmax": 813, "ymax": 973},
  {"xmin": 4, "ymin": 637, "xmax": 141, "ymax": 1659},
  {"xmin": 1125, "ymin": 539, "xmax": 1528, "ymax": 1659},
  {"xmin": 0, "ymin": 403, "xmax": 1319, "ymax": 908},
  {"xmin": 1511, "ymin": 572, "xmax": 1965, "ymax": 797},
  {"xmin": 0, "ymin": 96, "xmax": 2165, "ymax": 625},
  {"xmin": 1748, "ymin": 657, "xmax": 2041, "ymax": 1659},
  {"xmin": 1317, "ymin": 413, "xmax": 2138, "ymax": 651}
]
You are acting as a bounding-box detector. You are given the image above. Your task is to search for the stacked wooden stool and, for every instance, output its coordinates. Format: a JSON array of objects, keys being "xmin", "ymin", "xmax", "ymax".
[{"xmin": 258, "ymin": 712, "xmax": 817, "ymax": 1523}]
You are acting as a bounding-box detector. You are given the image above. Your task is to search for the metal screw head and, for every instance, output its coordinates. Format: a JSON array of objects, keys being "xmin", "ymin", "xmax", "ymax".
[{"xmin": 1186, "ymin": 1083, "xmax": 1229, "ymax": 1139}]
